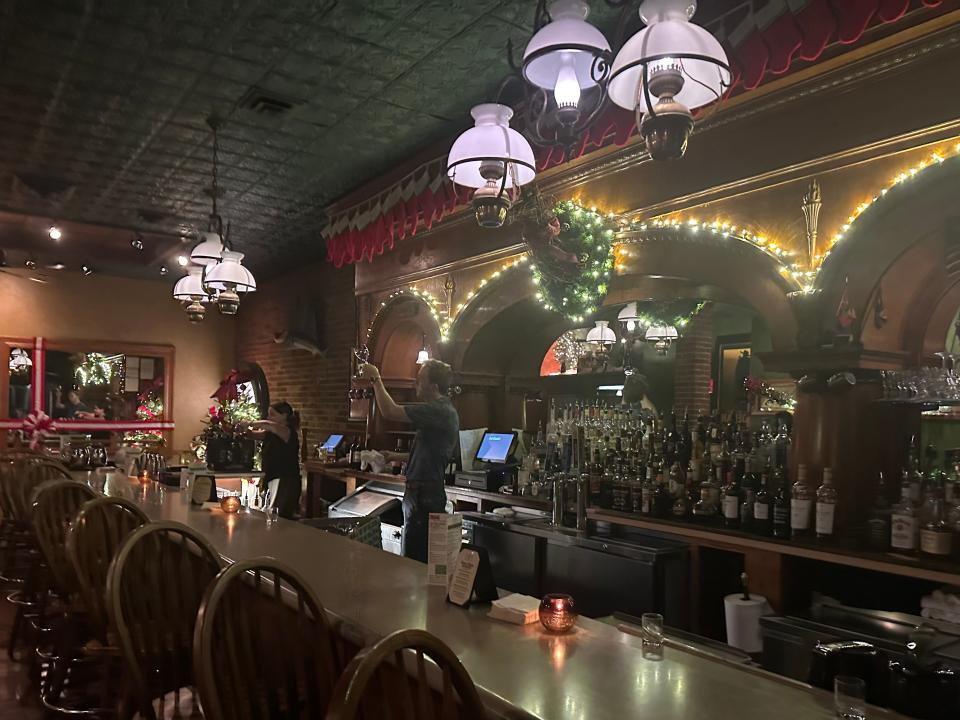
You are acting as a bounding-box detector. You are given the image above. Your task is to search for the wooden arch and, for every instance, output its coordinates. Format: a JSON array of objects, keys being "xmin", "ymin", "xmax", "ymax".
[
  {"xmin": 813, "ymin": 155, "xmax": 960, "ymax": 354},
  {"xmin": 367, "ymin": 293, "xmax": 442, "ymax": 379},
  {"xmin": 610, "ymin": 230, "xmax": 799, "ymax": 351}
]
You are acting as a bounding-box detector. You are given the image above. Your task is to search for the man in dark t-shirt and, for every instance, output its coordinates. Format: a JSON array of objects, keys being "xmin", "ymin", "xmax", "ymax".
[{"xmin": 361, "ymin": 359, "xmax": 459, "ymax": 562}]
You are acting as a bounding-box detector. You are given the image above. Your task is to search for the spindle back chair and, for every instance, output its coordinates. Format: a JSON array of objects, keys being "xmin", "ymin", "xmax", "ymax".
[{"xmin": 32, "ymin": 480, "xmax": 97, "ymax": 599}]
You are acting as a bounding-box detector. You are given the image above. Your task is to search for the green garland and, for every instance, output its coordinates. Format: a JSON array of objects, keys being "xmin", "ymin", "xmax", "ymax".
[
  {"xmin": 529, "ymin": 200, "xmax": 617, "ymax": 322},
  {"xmin": 75, "ymin": 352, "xmax": 114, "ymax": 386},
  {"xmin": 630, "ymin": 300, "xmax": 707, "ymax": 332}
]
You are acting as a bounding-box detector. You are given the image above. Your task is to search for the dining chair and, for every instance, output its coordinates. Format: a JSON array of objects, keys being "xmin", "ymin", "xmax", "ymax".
[
  {"xmin": 107, "ymin": 521, "xmax": 222, "ymax": 720},
  {"xmin": 325, "ymin": 629, "xmax": 487, "ymax": 720},
  {"xmin": 193, "ymin": 557, "xmax": 344, "ymax": 720}
]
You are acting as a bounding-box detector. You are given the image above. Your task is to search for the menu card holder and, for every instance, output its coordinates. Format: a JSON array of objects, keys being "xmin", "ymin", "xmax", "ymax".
[
  {"xmin": 447, "ymin": 544, "xmax": 498, "ymax": 607},
  {"xmin": 191, "ymin": 474, "xmax": 217, "ymax": 505}
]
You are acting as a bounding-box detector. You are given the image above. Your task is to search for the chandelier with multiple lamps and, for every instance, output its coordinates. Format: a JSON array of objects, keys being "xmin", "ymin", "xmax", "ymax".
[
  {"xmin": 447, "ymin": 0, "xmax": 729, "ymax": 229},
  {"xmin": 171, "ymin": 117, "xmax": 257, "ymax": 322}
]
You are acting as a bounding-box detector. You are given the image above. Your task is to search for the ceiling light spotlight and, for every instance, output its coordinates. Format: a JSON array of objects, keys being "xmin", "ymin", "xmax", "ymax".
[
  {"xmin": 48, "ymin": 262, "xmax": 65, "ymax": 271},
  {"xmin": 131, "ymin": 234, "xmax": 144, "ymax": 251},
  {"xmin": 177, "ymin": 255, "xmax": 189, "ymax": 267},
  {"xmin": 81, "ymin": 265, "xmax": 93, "ymax": 276},
  {"xmin": 48, "ymin": 225, "xmax": 62, "ymax": 241},
  {"xmin": 159, "ymin": 266, "xmax": 168, "ymax": 275},
  {"xmin": 24, "ymin": 259, "xmax": 37, "ymax": 270}
]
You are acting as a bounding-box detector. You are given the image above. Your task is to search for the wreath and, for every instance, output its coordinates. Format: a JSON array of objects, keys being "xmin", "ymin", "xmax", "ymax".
[
  {"xmin": 75, "ymin": 352, "xmax": 115, "ymax": 386},
  {"xmin": 525, "ymin": 199, "xmax": 617, "ymax": 322}
]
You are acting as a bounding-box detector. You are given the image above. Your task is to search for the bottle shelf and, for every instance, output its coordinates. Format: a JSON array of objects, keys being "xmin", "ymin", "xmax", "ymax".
[{"xmin": 589, "ymin": 509, "xmax": 960, "ymax": 586}]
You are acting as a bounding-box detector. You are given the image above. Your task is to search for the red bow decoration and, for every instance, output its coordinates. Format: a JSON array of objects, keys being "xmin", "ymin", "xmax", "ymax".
[
  {"xmin": 211, "ymin": 369, "xmax": 241, "ymax": 404},
  {"xmin": 22, "ymin": 411, "xmax": 56, "ymax": 450}
]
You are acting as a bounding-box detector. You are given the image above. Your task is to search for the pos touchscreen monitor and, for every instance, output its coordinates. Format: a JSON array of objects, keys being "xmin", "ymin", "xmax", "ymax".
[
  {"xmin": 320, "ymin": 434, "xmax": 344, "ymax": 452},
  {"xmin": 474, "ymin": 431, "xmax": 517, "ymax": 465}
]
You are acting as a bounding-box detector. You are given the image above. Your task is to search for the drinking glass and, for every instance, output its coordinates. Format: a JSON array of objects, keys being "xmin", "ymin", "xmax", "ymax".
[
  {"xmin": 641, "ymin": 612, "xmax": 664, "ymax": 658},
  {"xmin": 266, "ymin": 507, "xmax": 279, "ymax": 526},
  {"xmin": 834, "ymin": 676, "xmax": 866, "ymax": 719}
]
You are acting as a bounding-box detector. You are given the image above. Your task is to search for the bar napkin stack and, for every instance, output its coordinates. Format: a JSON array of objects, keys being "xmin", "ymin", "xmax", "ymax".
[{"xmin": 488, "ymin": 594, "xmax": 540, "ymax": 625}]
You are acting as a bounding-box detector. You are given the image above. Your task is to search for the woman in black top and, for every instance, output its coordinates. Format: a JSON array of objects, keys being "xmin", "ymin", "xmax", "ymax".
[{"xmin": 249, "ymin": 402, "xmax": 301, "ymax": 518}]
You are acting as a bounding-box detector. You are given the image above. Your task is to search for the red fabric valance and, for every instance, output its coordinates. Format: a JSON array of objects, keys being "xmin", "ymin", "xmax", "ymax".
[{"xmin": 325, "ymin": 0, "xmax": 945, "ymax": 268}]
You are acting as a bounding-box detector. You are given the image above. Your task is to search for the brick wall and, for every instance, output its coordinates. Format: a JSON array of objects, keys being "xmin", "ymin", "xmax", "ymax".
[
  {"xmin": 673, "ymin": 310, "xmax": 714, "ymax": 416},
  {"xmin": 236, "ymin": 261, "xmax": 357, "ymax": 448}
]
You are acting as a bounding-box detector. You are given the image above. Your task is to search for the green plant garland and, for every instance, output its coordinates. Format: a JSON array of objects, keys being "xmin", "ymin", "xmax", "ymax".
[
  {"xmin": 528, "ymin": 200, "xmax": 617, "ymax": 322},
  {"xmin": 75, "ymin": 352, "xmax": 114, "ymax": 386}
]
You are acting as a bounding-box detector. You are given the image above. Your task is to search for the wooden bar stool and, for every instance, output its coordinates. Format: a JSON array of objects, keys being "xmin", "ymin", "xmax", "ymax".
[
  {"xmin": 325, "ymin": 629, "xmax": 487, "ymax": 720},
  {"xmin": 193, "ymin": 558, "xmax": 345, "ymax": 720},
  {"xmin": 30, "ymin": 479, "xmax": 99, "ymax": 713},
  {"xmin": 107, "ymin": 521, "xmax": 222, "ymax": 720},
  {"xmin": 66, "ymin": 496, "xmax": 151, "ymax": 714}
]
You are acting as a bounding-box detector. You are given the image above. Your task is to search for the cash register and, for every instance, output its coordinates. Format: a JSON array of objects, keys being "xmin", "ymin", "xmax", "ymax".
[{"xmin": 454, "ymin": 431, "xmax": 517, "ymax": 491}]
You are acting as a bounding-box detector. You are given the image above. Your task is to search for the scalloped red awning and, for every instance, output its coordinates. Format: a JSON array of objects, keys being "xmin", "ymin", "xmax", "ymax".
[{"xmin": 325, "ymin": 0, "xmax": 946, "ymax": 269}]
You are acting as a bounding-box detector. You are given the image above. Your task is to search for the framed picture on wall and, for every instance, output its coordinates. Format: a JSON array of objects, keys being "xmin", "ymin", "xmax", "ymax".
[{"xmin": 716, "ymin": 339, "xmax": 752, "ymax": 413}]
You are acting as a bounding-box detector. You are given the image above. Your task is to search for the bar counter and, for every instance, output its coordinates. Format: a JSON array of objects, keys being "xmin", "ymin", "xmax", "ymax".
[{"xmin": 119, "ymin": 481, "xmax": 901, "ymax": 720}]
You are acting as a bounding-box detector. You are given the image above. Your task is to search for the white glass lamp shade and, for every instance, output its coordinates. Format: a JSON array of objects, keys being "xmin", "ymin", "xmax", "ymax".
[
  {"xmin": 617, "ymin": 301, "xmax": 640, "ymax": 323},
  {"xmin": 172, "ymin": 266, "xmax": 208, "ymax": 301},
  {"xmin": 586, "ymin": 320, "xmax": 616, "ymax": 346},
  {"xmin": 416, "ymin": 349, "xmax": 430, "ymax": 365},
  {"xmin": 203, "ymin": 251, "xmax": 256, "ymax": 293},
  {"xmin": 523, "ymin": 0, "xmax": 611, "ymax": 91},
  {"xmin": 446, "ymin": 104, "xmax": 536, "ymax": 189},
  {"xmin": 190, "ymin": 231, "xmax": 224, "ymax": 267},
  {"xmin": 608, "ymin": 0, "xmax": 729, "ymax": 112},
  {"xmin": 9, "ymin": 348, "xmax": 31, "ymax": 371},
  {"xmin": 645, "ymin": 324, "xmax": 679, "ymax": 341}
]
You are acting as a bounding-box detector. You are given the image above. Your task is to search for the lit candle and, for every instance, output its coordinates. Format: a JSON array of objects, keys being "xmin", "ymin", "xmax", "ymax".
[
  {"xmin": 539, "ymin": 593, "xmax": 577, "ymax": 633},
  {"xmin": 220, "ymin": 495, "xmax": 241, "ymax": 514},
  {"xmin": 139, "ymin": 470, "xmax": 150, "ymax": 485}
]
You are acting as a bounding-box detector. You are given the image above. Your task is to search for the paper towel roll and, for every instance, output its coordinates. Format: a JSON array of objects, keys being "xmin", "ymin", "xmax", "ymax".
[{"xmin": 724, "ymin": 594, "xmax": 770, "ymax": 653}]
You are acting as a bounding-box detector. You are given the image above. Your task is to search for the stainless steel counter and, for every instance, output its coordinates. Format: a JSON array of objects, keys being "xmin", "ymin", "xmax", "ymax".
[{"xmin": 112, "ymin": 479, "xmax": 901, "ymax": 720}]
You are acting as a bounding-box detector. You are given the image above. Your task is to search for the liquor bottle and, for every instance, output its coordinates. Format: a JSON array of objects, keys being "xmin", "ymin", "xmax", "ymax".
[
  {"xmin": 600, "ymin": 460, "xmax": 615, "ymax": 509},
  {"xmin": 815, "ymin": 468, "xmax": 837, "ymax": 540},
  {"xmin": 630, "ymin": 463, "xmax": 644, "ymax": 515},
  {"xmin": 640, "ymin": 463, "xmax": 655, "ymax": 516},
  {"xmin": 653, "ymin": 466, "xmax": 673, "ymax": 518},
  {"xmin": 753, "ymin": 466, "xmax": 772, "ymax": 536},
  {"xmin": 890, "ymin": 478, "xmax": 918, "ymax": 553},
  {"xmin": 692, "ymin": 485, "xmax": 719, "ymax": 525},
  {"xmin": 612, "ymin": 463, "xmax": 625, "ymax": 513},
  {"xmin": 740, "ymin": 470, "xmax": 757, "ymax": 534},
  {"xmin": 717, "ymin": 440, "xmax": 733, "ymax": 486},
  {"xmin": 866, "ymin": 471, "xmax": 892, "ymax": 551},
  {"xmin": 919, "ymin": 472, "xmax": 952, "ymax": 558},
  {"xmin": 588, "ymin": 447, "xmax": 603, "ymax": 507},
  {"xmin": 678, "ymin": 410, "xmax": 692, "ymax": 470},
  {"xmin": 790, "ymin": 464, "xmax": 813, "ymax": 539},
  {"xmin": 668, "ymin": 461, "xmax": 684, "ymax": 500},
  {"xmin": 685, "ymin": 462, "xmax": 699, "ymax": 521},
  {"xmin": 349, "ymin": 436, "xmax": 361, "ymax": 470},
  {"xmin": 721, "ymin": 471, "xmax": 742, "ymax": 529},
  {"xmin": 772, "ymin": 466, "xmax": 790, "ymax": 539},
  {"xmin": 672, "ymin": 468, "xmax": 692, "ymax": 520}
]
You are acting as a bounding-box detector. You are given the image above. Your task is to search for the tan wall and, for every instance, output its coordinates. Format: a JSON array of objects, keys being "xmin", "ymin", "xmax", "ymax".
[{"xmin": 0, "ymin": 271, "xmax": 236, "ymax": 451}]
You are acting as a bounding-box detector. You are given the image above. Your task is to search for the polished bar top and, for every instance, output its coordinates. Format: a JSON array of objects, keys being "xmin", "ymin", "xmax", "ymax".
[{"xmin": 113, "ymin": 479, "xmax": 900, "ymax": 720}]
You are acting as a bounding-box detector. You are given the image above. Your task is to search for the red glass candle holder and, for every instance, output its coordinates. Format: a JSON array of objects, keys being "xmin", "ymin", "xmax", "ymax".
[
  {"xmin": 220, "ymin": 495, "xmax": 241, "ymax": 514},
  {"xmin": 539, "ymin": 593, "xmax": 577, "ymax": 633}
]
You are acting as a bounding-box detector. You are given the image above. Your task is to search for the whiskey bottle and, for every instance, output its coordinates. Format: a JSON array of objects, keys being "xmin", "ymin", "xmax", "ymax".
[
  {"xmin": 790, "ymin": 464, "xmax": 813, "ymax": 539},
  {"xmin": 693, "ymin": 485, "xmax": 719, "ymax": 525},
  {"xmin": 753, "ymin": 466, "xmax": 772, "ymax": 536},
  {"xmin": 890, "ymin": 479, "xmax": 919, "ymax": 553},
  {"xmin": 721, "ymin": 471, "xmax": 742, "ymax": 529},
  {"xmin": 772, "ymin": 465, "xmax": 790, "ymax": 539},
  {"xmin": 919, "ymin": 472, "xmax": 952, "ymax": 558},
  {"xmin": 740, "ymin": 470, "xmax": 757, "ymax": 533},
  {"xmin": 866, "ymin": 471, "xmax": 892, "ymax": 551},
  {"xmin": 815, "ymin": 468, "xmax": 837, "ymax": 540}
]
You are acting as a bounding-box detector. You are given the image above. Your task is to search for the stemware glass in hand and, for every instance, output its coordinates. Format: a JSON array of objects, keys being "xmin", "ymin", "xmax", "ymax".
[{"xmin": 352, "ymin": 345, "xmax": 370, "ymax": 378}]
